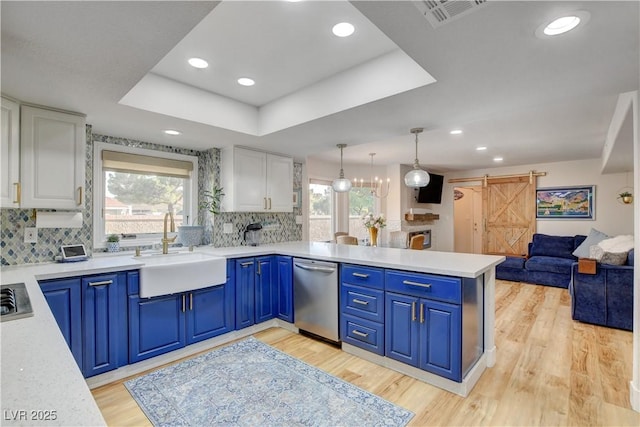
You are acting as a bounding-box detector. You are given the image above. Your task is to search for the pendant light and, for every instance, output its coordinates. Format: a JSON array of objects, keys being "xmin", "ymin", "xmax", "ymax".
[
  {"xmin": 404, "ymin": 128, "xmax": 431, "ymax": 188},
  {"xmin": 332, "ymin": 144, "xmax": 352, "ymax": 193}
]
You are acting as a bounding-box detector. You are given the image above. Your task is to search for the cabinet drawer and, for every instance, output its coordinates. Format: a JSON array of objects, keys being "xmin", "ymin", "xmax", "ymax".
[
  {"xmin": 341, "ymin": 314, "xmax": 384, "ymax": 356},
  {"xmin": 341, "ymin": 264, "xmax": 384, "ymax": 290},
  {"xmin": 341, "ymin": 283, "xmax": 384, "ymax": 323},
  {"xmin": 385, "ymin": 270, "xmax": 461, "ymax": 304}
]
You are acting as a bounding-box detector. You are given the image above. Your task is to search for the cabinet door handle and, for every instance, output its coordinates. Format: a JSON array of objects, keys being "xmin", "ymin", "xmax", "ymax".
[
  {"xmin": 13, "ymin": 182, "xmax": 20, "ymax": 204},
  {"xmin": 88, "ymin": 280, "xmax": 113, "ymax": 287},
  {"xmin": 189, "ymin": 293, "xmax": 193, "ymax": 311},
  {"xmin": 411, "ymin": 301, "xmax": 416, "ymax": 321},
  {"xmin": 182, "ymin": 294, "xmax": 186, "ymax": 313},
  {"xmin": 240, "ymin": 261, "xmax": 254, "ymax": 267},
  {"xmin": 352, "ymin": 272, "xmax": 369, "ymax": 279},
  {"xmin": 420, "ymin": 303, "xmax": 425, "ymax": 323},
  {"xmin": 352, "ymin": 330, "xmax": 369, "ymax": 338},
  {"xmin": 403, "ymin": 280, "xmax": 431, "ymax": 289},
  {"xmin": 77, "ymin": 187, "xmax": 83, "ymax": 206},
  {"xmin": 264, "ymin": 197, "xmax": 267, "ymax": 210},
  {"xmin": 352, "ymin": 298, "xmax": 369, "ymax": 306},
  {"xmin": 268, "ymin": 197, "xmax": 272, "ymax": 210}
]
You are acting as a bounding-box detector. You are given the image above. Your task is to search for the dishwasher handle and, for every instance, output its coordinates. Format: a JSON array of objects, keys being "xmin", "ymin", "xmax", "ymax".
[{"xmin": 294, "ymin": 262, "xmax": 336, "ymax": 274}]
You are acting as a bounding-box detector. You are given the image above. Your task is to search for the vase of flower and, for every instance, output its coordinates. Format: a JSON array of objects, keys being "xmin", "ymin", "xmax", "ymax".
[
  {"xmin": 362, "ymin": 213, "xmax": 386, "ymax": 247},
  {"xmin": 368, "ymin": 227, "xmax": 379, "ymax": 247}
]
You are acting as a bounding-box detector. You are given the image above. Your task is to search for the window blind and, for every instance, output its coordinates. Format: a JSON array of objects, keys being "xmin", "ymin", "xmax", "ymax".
[{"xmin": 102, "ymin": 150, "xmax": 193, "ymax": 178}]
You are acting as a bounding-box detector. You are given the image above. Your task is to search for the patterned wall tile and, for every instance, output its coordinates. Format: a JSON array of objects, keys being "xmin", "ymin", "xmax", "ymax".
[{"xmin": 1, "ymin": 130, "xmax": 302, "ymax": 266}]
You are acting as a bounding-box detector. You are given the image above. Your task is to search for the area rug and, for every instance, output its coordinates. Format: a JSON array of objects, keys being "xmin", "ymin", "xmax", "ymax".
[{"xmin": 125, "ymin": 337, "xmax": 414, "ymax": 426}]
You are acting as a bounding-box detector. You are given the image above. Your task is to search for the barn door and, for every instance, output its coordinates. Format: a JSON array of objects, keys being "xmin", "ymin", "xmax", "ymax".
[{"xmin": 482, "ymin": 176, "xmax": 536, "ymax": 256}]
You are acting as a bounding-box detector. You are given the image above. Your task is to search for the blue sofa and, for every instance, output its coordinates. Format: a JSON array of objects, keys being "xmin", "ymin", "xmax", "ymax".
[
  {"xmin": 496, "ymin": 233, "xmax": 587, "ymax": 288},
  {"xmin": 569, "ymin": 249, "xmax": 634, "ymax": 331}
]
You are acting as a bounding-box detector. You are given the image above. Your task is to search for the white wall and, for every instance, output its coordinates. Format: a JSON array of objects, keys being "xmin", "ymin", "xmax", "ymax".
[{"xmin": 434, "ymin": 158, "xmax": 634, "ymax": 252}]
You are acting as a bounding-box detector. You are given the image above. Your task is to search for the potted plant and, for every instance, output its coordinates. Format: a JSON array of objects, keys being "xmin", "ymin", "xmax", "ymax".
[
  {"xmin": 618, "ymin": 191, "xmax": 633, "ymax": 204},
  {"xmin": 200, "ymin": 185, "xmax": 225, "ymax": 217},
  {"xmin": 106, "ymin": 234, "xmax": 120, "ymax": 253}
]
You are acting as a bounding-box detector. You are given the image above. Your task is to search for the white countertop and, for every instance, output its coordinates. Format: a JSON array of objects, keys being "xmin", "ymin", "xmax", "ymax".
[{"xmin": 0, "ymin": 241, "xmax": 504, "ymax": 426}]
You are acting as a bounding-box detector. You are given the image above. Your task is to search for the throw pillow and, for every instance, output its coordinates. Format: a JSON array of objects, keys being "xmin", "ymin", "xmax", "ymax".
[
  {"xmin": 572, "ymin": 228, "xmax": 609, "ymax": 258},
  {"xmin": 589, "ymin": 235, "xmax": 634, "ymax": 265}
]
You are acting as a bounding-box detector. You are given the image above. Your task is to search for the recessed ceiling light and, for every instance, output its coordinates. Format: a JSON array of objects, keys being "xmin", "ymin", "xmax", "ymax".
[
  {"xmin": 164, "ymin": 129, "xmax": 181, "ymax": 136},
  {"xmin": 188, "ymin": 57, "xmax": 208, "ymax": 69},
  {"xmin": 493, "ymin": 156, "xmax": 504, "ymax": 162},
  {"xmin": 332, "ymin": 22, "xmax": 355, "ymax": 37},
  {"xmin": 476, "ymin": 146, "xmax": 487, "ymax": 151},
  {"xmin": 536, "ymin": 11, "xmax": 590, "ymax": 38},
  {"xmin": 450, "ymin": 129, "xmax": 463, "ymax": 135},
  {"xmin": 237, "ymin": 77, "xmax": 255, "ymax": 87}
]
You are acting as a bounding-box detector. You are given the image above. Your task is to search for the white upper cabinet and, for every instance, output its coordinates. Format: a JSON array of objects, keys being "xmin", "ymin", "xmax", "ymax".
[
  {"xmin": 1, "ymin": 97, "xmax": 20, "ymax": 208},
  {"xmin": 20, "ymin": 105, "xmax": 86, "ymax": 209},
  {"xmin": 221, "ymin": 146, "xmax": 293, "ymax": 213}
]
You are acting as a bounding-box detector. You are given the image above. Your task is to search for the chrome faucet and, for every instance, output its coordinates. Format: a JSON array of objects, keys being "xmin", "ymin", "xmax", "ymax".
[{"xmin": 161, "ymin": 212, "xmax": 177, "ymax": 254}]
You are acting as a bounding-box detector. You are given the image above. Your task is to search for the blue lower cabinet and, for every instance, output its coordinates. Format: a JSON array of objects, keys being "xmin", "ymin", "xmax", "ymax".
[
  {"xmin": 385, "ymin": 291, "xmax": 462, "ymax": 381},
  {"xmin": 41, "ymin": 272, "xmax": 129, "ymax": 378},
  {"xmin": 276, "ymin": 256, "xmax": 293, "ymax": 323},
  {"xmin": 341, "ymin": 314, "xmax": 384, "ymax": 355},
  {"xmin": 234, "ymin": 256, "xmax": 278, "ymax": 329},
  {"xmin": 128, "ymin": 292, "xmax": 186, "ymax": 363},
  {"xmin": 255, "ymin": 256, "xmax": 276, "ymax": 324},
  {"xmin": 82, "ymin": 272, "xmax": 128, "ymax": 377},
  {"xmin": 385, "ymin": 292, "xmax": 420, "ymax": 366},
  {"xmin": 186, "ymin": 282, "xmax": 235, "ymax": 344},
  {"xmin": 40, "ymin": 277, "xmax": 83, "ymax": 370},
  {"xmin": 235, "ymin": 258, "xmax": 256, "ymax": 329}
]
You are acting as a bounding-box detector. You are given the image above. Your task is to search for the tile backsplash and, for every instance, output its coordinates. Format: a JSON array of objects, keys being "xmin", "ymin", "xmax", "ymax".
[{"xmin": 0, "ymin": 128, "xmax": 302, "ymax": 266}]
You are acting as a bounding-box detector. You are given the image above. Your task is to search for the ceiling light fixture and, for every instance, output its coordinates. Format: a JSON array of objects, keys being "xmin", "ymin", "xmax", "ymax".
[
  {"xmin": 493, "ymin": 157, "xmax": 504, "ymax": 162},
  {"xmin": 163, "ymin": 129, "xmax": 181, "ymax": 135},
  {"xmin": 476, "ymin": 146, "xmax": 487, "ymax": 151},
  {"xmin": 404, "ymin": 128, "xmax": 430, "ymax": 188},
  {"xmin": 331, "ymin": 144, "xmax": 352, "ymax": 193},
  {"xmin": 187, "ymin": 57, "xmax": 208, "ymax": 69},
  {"xmin": 450, "ymin": 129, "xmax": 463, "ymax": 135},
  {"xmin": 237, "ymin": 77, "xmax": 255, "ymax": 86},
  {"xmin": 355, "ymin": 153, "xmax": 390, "ymax": 199},
  {"xmin": 536, "ymin": 11, "xmax": 590, "ymax": 38},
  {"xmin": 332, "ymin": 22, "xmax": 355, "ymax": 37}
]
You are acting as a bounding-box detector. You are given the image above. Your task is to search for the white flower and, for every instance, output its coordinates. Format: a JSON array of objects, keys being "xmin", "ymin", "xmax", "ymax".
[{"xmin": 362, "ymin": 213, "xmax": 386, "ymax": 229}]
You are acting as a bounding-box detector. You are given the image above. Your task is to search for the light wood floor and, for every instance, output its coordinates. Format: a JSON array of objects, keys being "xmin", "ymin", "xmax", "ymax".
[{"xmin": 92, "ymin": 280, "xmax": 639, "ymax": 426}]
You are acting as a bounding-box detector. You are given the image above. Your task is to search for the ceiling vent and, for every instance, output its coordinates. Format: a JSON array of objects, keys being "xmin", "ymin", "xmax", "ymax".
[{"xmin": 414, "ymin": 0, "xmax": 489, "ymax": 28}]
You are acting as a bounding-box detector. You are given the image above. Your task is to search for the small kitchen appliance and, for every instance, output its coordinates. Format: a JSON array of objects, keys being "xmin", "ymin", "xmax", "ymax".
[{"xmin": 244, "ymin": 223, "xmax": 263, "ymax": 246}]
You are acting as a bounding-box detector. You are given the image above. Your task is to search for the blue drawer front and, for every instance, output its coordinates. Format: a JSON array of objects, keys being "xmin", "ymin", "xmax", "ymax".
[
  {"xmin": 341, "ymin": 264, "xmax": 384, "ymax": 290},
  {"xmin": 385, "ymin": 270, "xmax": 461, "ymax": 304},
  {"xmin": 341, "ymin": 314, "xmax": 384, "ymax": 356},
  {"xmin": 341, "ymin": 283, "xmax": 384, "ymax": 323}
]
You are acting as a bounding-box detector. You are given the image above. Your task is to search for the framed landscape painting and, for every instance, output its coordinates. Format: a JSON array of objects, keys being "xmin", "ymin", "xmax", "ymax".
[{"xmin": 536, "ymin": 186, "xmax": 595, "ymax": 219}]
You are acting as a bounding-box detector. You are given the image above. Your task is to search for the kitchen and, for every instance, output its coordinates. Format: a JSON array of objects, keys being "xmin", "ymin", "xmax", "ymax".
[{"xmin": 2, "ymin": 1, "xmax": 639, "ymax": 426}]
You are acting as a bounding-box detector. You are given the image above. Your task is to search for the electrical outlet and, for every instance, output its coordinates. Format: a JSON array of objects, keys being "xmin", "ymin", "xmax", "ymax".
[
  {"xmin": 24, "ymin": 227, "xmax": 37, "ymax": 243},
  {"xmin": 223, "ymin": 223, "xmax": 234, "ymax": 234}
]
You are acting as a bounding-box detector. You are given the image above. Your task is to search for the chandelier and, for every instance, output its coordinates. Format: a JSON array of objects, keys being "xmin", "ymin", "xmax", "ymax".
[{"xmin": 355, "ymin": 153, "xmax": 390, "ymax": 199}]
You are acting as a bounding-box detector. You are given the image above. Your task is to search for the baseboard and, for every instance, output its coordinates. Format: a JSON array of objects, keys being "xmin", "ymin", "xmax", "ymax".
[{"xmin": 631, "ymin": 380, "xmax": 640, "ymax": 412}]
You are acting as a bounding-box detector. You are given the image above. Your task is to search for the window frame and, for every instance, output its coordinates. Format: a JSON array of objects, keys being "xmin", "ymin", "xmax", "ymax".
[{"xmin": 92, "ymin": 142, "xmax": 198, "ymax": 249}]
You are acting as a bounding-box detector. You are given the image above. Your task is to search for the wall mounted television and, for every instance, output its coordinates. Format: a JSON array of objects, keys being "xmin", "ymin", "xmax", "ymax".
[{"xmin": 414, "ymin": 173, "xmax": 444, "ymax": 204}]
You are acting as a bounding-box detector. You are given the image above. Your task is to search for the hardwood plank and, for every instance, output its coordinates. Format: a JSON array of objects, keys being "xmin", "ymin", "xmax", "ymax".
[{"xmin": 91, "ymin": 280, "xmax": 639, "ymax": 426}]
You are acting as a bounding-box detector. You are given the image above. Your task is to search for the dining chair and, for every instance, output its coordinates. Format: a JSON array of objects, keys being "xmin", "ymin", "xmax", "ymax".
[
  {"xmin": 334, "ymin": 232, "xmax": 348, "ymax": 241},
  {"xmin": 336, "ymin": 235, "xmax": 358, "ymax": 245},
  {"xmin": 409, "ymin": 234, "xmax": 425, "ymax": 250}
]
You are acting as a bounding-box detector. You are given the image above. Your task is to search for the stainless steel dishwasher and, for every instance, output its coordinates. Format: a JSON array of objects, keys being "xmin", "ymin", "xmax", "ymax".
[{"xmin": 293, "ymin": 258, "xmax": 339, "ymax": 342}]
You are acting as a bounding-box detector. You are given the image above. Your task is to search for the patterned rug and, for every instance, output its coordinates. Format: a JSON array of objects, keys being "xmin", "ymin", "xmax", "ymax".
[{"xmin": 125, "ymin": 337, "xmax": 414, "ymax": 426}]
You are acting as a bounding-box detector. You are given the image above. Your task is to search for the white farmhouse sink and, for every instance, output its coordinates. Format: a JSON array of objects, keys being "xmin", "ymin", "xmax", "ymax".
[{"xmin": 136, "ymin": 251, "xmax": 227, "ymax": 298}]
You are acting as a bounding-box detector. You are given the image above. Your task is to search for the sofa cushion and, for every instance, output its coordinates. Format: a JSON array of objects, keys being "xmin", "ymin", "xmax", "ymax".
[
  {"xmin": 525, "ymin": 256, "xmax": 575, "ymax": 275},
  {"xmin": 499, "ymin": 256, "xmax": 526, "ymax": 269},
  {"xmin": 590, "ymin": 235, "xmax": 634, "ymax": 265},
  {"xmin": 572, "ymin": 228, "xmax": 609, "ymax": 258},
  {"xmin": 628, "ymin": 249, "xmax": 635, "ymax": 266},
  {"xmin": 529, "ymin": 234, "xmax": 576, "ymax": 259}
]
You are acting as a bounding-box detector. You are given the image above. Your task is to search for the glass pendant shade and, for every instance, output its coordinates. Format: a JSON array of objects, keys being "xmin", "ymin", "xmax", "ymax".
[
  {"xmin": 404, "ymin": 127, "xmax": 430, "ymax": 188},
  {"xmin": 331, "ymin": 144, "xmax": 351, "ymax": 193},
  {"xmin": 404, "ymin": 168, "xmax": 430, "ymax": 188}
]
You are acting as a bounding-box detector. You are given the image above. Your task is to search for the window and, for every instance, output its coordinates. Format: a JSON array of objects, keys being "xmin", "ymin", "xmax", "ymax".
[
  {"xmin": 349, "ymin": 187, "xmax": 375, "ymax": 240},
  {"xmin": 93, "ymin": 142, "xmax": 198, "ymax": 248},
  {"xmin": 308, "ymin": 180, "xmax": 334, "ymax": 242}
]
